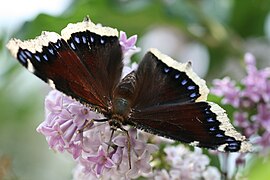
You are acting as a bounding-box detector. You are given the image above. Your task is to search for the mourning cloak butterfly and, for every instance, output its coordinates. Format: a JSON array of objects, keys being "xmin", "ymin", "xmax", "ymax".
[{"xmin": 6, "ymin": 18, "xmax": 251, "ymax": 153}]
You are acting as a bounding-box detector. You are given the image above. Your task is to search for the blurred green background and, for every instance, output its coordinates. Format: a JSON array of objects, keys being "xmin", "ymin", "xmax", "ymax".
[{"xmin": 1, "ymin": 0, "xmax": 270, "ymax": 179}]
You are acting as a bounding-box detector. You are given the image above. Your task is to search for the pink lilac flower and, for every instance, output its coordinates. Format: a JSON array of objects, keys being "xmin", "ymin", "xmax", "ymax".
[
  {"xmin": 87, "ymin": 146, "xmax": 115, "ymax": 176},
  {"xmin": 211, "ymin": 77, "xmax": 240, "ymax": 107},
  {"xmin": 234, "ymin": 112, "xmax": 257, "ymax": 137},
  {"xmin": 75, "ymin": 127, "xmax": 158, "ymax": 179},
  {"xmin": 256, "ymin": 132, "xmax": 270, "ymax": 154},
  {"xmin": 241, "ymin": 53, "xmax": 270, "ymax": 103},
  {"xmin": 153, "ymin": 169, "xmax": 170, "ymax": 180},
  {"xmin": 119, "ymin": 31, "xmax": 138, "ymax": 54},
  {"xmin": 202, "ymin": 167, "xmax": 222, "ymax": 180},
  {"xmin": 37, "ymin": 90, "xmax": 101, "ymax": 159},
  {"xmin": 211, "ymin": 52, "xmax": 270, "ymax": 142},
  {"xmin": 148, "ymin": 145, "xmax": 221, "ymax": 180},
  {"xmin": 211, "ymin": 52, "xmax": 270, "ymax": 178},
  {"xmin": 127, "ymin": 150, "xmax": 152, "ymax": 178},
  {"xmin": 113, "ymin": 128, "xmax": 157, "ymax": 157},
  {"xmin": 119, "ymin": 31, "xmax": 140, "ymax": 75},
  {"xmin": 253, "ymin": 104, "xmax": 270, "ymax": 132}
]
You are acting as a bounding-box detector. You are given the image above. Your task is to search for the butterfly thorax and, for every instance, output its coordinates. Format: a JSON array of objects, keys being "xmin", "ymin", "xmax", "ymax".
[
  {"xmin": 111, "ymin": 71, "xmax": 137, "ymax": 122},
  {"xmin": 108, "ymin": 71, "xmax": 137, "ymax": 129},
  {"xmin": 107, "ymin": 98, "xmax": 130, "ymax": 130},
  {"xmin": 112, "ymin": 98, "xmax": 130, "ymax": 117}
]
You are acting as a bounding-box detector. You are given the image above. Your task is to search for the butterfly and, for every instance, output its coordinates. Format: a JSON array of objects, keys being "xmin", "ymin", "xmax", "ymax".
[{"xmin": 6, "ymin": 17, "xmax": 251, "ymax": 155}]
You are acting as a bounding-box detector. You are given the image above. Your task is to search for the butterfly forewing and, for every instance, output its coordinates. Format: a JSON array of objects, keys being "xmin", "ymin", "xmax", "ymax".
[
  {"xmin": 63, "ymin": 29, "xmax": 123, "ymax": 101},
  {"xmin": 130, "ymin": 49, "xmax": 209, "ymax": 109},
  {"xmin": 7, "ymin": 20, "xmax": 123, "ymax": 112}
]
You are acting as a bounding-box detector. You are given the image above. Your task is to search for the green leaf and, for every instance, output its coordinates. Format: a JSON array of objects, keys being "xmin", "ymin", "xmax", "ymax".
[
  {"xmin": 230, "ymin": 0, "xmax": 270, "ymax": 37},
  {"xmin": 248, "ymin": 157, "xmax": 270, "ymax": 180}
]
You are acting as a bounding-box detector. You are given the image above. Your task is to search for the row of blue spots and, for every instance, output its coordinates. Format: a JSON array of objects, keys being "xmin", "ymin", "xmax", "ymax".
[
  {"xmin": 17, "ymin": 40, "xmax": 62, "ymax": 65},
  {"xmin": 69, "ymin": 33, "xmax": 106, "ymax": 51},
  {"xmin": 54, "ymin": 40, "xmax": 62, "ymax": 49},
  {"xmin": 204, "ymin": 106, "xmax": 216, "ymax": 123},
  {"xmin": 34, "ymin": 53, "xmax": 49, "ymax": 62},
  {"xmin": 47, "ymin": 47, "xmax": 55, "ymax": 56},
  {"xmin": 18, "ymin": 50, "xmax": 27, "ymax": 64},
  {"xmin": 18, "ymin": 49, "xmax": 51, "ymax": 64},
  {"xmin": 18, "ymin": 50, "xmax": 39, "ymax": 64},
  {"xmin": 162, "ymin": 65, "xmax": 199, "ymax": 99},
  {"xmin": 203, "ymin": 105, "xmax": 229, "ymax": 139},
  {"xmin": 69, "ymin": 34, "xmax": 87, "ymax": 50},
  {"xmin": 201, "ymin": 104, "xmax": 240, "ymax": 150}
]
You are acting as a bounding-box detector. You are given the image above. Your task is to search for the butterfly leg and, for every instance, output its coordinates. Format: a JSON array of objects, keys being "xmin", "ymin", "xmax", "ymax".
[
  {"xmin": 77, "ymin": 118, "xmax": 109, "ymax": 134},
  {"xmin": 107, "ymin": 128, "xmax": 116, "ymax": 152},
  {"xmin": 108, "ymin": 119, "xmax": 132, "ymax": 169},
  {"xmin": 93, "ymin": 118, "xmax": 117, "ymax": 152},
  {"xmin": 93, "ymin": 118, "xmax": 109, "ymax": 122},
  {"xmin": 119, "ymin": 126, "xmax": 132, "ymax": 169},
  {"xmin": 77, "ymin": 119, "xmax": 95, "ymax": 134}
]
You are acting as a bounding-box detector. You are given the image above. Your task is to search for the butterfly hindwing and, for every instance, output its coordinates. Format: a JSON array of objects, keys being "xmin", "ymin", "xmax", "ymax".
[
  {"xmin": 129, "ymin": 101, "xmax": 250, "ymax": 152},
  {"xmin": 7, "ymin": 20, "xmax": 123, "ymax": 112}
]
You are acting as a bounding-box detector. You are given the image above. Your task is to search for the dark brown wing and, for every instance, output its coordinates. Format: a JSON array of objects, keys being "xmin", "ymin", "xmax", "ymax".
[
  {"xmin": 126, "ymin": 49, "xmax": 250, "ymax": 152},
  {"xmin": 130, "ymin": 48, "xmax": 209, "ymax": 109},
  {"xmin": 129, "ymin": 101, "xmax": 250, "ymax": 152},
  {"xmin": 7, "ymin": 19, "xmax": 123, "ymax": 112}
]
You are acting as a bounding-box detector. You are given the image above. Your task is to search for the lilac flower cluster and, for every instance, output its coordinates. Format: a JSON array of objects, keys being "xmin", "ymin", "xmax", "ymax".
[
  {"xmin": 73, "ymin": 125, "xmax": 158, "ymax": 179},
  {"xmin": 39, "ymin": 89, "xmax": 158, "ymax": 178},
  {"xmin": 37, "ymin": 89, "xmax": 100, "ymax": 159},
  {"xmin": 37, "ymin": 31, "xmax": 221, "ymax": 179},
  {"xmin": 211, "ymin": 53, "xmax": 270, "ymax": 153},
  {"xmin": 149, "ymin": 145, "xmax": 221, "ymax": 180}
]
